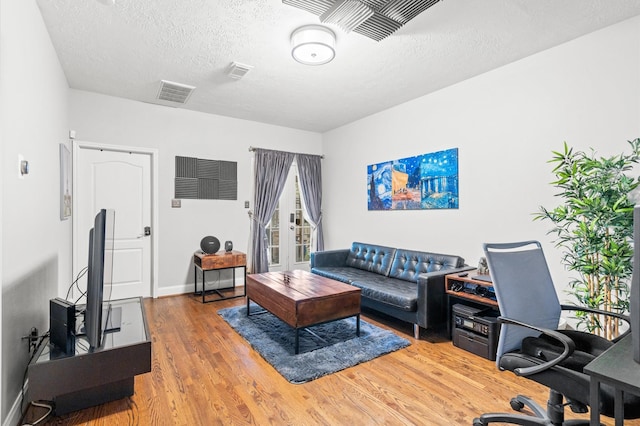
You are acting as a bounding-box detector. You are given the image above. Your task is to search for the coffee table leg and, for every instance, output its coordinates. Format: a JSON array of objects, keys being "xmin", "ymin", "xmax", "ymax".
[
  {"xmin": 246, "ymin": 297, "xmax": 250, "ymax": 316},
  {"xmin": 356, "ymin": 314, "xmax": 360, "ymax": 337},
  {"xmin": 295, "ymin": 329, "xmax": 300, "ymax": 355}
]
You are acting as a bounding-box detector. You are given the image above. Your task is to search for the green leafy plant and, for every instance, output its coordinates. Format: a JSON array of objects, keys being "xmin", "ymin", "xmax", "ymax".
[{"xmin": 535, "ymin": 139, "xmax": 640, "ymax": 339}]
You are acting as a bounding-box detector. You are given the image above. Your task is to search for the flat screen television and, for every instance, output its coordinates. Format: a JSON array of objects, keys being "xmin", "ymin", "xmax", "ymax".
[{"xmin": 85, "ymin": 209, "xmax": 116, "ymax": 351}]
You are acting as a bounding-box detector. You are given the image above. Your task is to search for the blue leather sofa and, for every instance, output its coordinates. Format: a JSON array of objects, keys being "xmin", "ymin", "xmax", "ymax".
[{"xmin": 310, "ymin": 242, "xmax": 472, "ymax": 338}]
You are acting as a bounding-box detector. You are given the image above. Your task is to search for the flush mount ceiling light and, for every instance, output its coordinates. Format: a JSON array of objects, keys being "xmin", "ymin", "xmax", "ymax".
[
  {"xmin": 283, "ymin": 0, "xmax": 442, "ymax": 41},
  {"xmin": 291, "ymin": 25, "xmax": 336, "ymax": 66}
]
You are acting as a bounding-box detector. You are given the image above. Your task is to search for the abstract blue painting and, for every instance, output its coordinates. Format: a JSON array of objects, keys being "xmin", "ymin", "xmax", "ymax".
[{"xmin": 367, "ymin": 148, "xmax": 459, "ymax": 210}]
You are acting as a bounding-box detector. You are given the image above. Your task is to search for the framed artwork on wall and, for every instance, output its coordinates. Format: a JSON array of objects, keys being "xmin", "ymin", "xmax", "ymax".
[
  {"xmin": 367, "ymin": 148, "xmax": 459, "ymax": 211},
  {"xmin": 60, "ymin": 143, "xmax": 72, "ymax": 220}
]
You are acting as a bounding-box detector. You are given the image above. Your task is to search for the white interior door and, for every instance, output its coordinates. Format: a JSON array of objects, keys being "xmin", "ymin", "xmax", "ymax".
[
  {"xmin": 74, "ymin": 145, "xmax": 152, "ymax": 300},
  {"xmin": 266, "ymin": 165, "xmax": 311, "ymax": 272}
]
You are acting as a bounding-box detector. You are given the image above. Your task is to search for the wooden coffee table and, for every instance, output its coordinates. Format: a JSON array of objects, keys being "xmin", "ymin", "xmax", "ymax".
[{"xmin": 246, "ymin": 270, "xmax": 361, "ymax": 354}]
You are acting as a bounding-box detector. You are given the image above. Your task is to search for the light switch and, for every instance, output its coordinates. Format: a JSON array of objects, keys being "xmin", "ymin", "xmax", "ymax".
[
  {"xmin": 171, "ymin": 199, "xmax": 181, "ymax": 208},
  {"xmin": 244, "ymin": 201, "xmax": 250, "ymax": 208},
  {"xmin": 18, "ymin": 154, "xmax": 29, "ymax": 178}
]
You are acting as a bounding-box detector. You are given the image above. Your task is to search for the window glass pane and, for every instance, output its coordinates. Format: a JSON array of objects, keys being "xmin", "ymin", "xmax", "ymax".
[{"xmin": 266, "ymin": 201, "xmax": 280, "ymax": 266}]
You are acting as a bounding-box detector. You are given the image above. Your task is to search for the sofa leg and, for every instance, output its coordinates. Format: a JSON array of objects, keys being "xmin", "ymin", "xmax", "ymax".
[{"xmin": 413, "ymin": 324, "xmax": 420, "ymax": 339}]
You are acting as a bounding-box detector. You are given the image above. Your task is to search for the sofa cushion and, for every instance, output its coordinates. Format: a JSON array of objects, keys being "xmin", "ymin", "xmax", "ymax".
[
  {"xmin": 389, "ymin": 249, "xmax": 465, "ymax": 282},
  {"xmin": 345, "ymin": 242, "xmax": 396, "ymax": 276},
  {"xmin": 351, "ymin": 276, "xmax": 418, "ymax": 312},
  {"xmin": 310, "ymin": 267, "xmax": 383, "ymax": 284}
]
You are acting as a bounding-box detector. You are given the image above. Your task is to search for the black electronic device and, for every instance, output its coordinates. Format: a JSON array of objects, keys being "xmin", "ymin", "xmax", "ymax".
[
  {"xmin": 200, "ymin": 236, "xmax": 220, "ymax": 254},
  {"xmin": 225, "ymin": 240, "xmax": 233, "ymax": 252},
  {"xmin": 448, "ymin": 279, "xmax": 497, "ymax": 301},
  {"xmin": 85, "ymin": 209, "xmax": 116, "ymax": 352},
  {"xmin": 50, "ymin": 297, "xmax": 76, "ymax": 355},
  {"xmin": 452, "ymin": 304, "xmax": 500, "ymax": 360}
]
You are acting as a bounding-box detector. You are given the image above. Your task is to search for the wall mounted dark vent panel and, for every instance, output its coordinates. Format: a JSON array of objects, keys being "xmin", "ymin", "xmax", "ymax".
[{"xmin": 175, "ymin": 156, "xmax": 237, "ymax": 200}]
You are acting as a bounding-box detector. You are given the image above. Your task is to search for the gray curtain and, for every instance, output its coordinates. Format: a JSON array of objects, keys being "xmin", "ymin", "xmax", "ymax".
[
  {"xmin": 249, "ymin": 149, "xmax": 295, "ymax": 273},
  {"xmin": 296, "ymin": 153, "xmax": 324, "ymax": 252}
]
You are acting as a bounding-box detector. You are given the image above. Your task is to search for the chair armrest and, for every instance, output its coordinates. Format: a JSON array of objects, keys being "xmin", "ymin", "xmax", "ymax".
[
  {"xmin": 498, "ymin": 316, "xmax": 576, "ymax": 377},
  {"xmin": 310, "ymin": 249, "xmax": 349, "ymax": 268},
  {"xmin": 560, "ymin": 304, "xmax": 631, "ymax": 342}
]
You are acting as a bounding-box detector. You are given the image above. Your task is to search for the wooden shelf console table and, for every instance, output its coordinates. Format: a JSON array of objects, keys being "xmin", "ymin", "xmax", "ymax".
[{"xmin": 193, "ymin": 250, "xmax": 247, "ymax": 303}]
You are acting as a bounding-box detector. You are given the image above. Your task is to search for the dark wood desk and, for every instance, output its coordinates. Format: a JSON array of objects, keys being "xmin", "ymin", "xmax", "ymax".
[{"xmin": 584, "ymin": 334, "xmax": 640, "ymax": 425}]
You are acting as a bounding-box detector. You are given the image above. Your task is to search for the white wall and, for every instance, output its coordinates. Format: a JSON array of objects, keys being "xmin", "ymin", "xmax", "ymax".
[
  {"xmin": 0, "ymin": 0, "xmax": 71, "ymax": 423},
  {"xmin": 69, "ymin": 91, "xmax": 322, "ymax": 296},
  {"xmin": 322, "ymin": 15, "xmax": 640, "ymax": 298}
]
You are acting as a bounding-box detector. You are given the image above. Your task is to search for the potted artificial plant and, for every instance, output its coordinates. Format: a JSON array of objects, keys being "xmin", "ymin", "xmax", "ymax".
[{"xmin": 535, "ymin": 138, "xmax": 640, "ymax": 339}]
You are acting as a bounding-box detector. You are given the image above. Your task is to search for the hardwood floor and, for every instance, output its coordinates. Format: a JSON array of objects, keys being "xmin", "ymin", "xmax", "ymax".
[{"xmin": 24, "ymin": 295, "xmax": 639, "ymax": 425}]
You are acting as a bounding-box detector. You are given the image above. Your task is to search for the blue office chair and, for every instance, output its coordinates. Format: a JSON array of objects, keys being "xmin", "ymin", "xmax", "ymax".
[{"xmin": 473, "ymin": 241, "xmax": 640, "ymax": 426}]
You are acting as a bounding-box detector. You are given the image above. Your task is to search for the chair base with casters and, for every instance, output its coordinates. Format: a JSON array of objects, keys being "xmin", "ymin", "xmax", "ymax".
[{"xmin": 473, "ymin": 389, "xmax": 591, "ymax": 426}]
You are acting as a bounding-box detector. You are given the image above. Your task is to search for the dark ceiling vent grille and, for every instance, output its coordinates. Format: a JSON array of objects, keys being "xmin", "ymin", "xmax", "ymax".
[
  {"xmin": 283, "ymin": 0, "xmax": 441, "ymax": 41},
  {"xmin": 354, "ymin": 12, "xmax": 402, "ymax": 41},
  {"xmin": 282, "ymin": 0, "xmax": 333, "ymax": 15},
  {"xmin": 379, "ymin": 0, "xmax": 439, "ymax": 24}
]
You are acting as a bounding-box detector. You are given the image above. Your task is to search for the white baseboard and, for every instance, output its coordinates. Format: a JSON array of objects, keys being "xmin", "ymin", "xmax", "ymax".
[
  {"xmin": 4, "ymin": 380, "xmax": 27, "ymax": 426},
  {"xmin": 155, "ymin": 277, "xmax": 244, "ymax": 298}
]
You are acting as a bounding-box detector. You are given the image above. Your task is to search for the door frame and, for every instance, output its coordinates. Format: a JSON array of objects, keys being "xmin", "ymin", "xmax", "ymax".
[{"xmin": 72, "ymin": 141, "xmax": 160, "ymax": 298}]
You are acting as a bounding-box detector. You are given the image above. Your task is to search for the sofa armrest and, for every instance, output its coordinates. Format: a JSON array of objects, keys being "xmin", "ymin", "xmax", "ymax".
[
  {"xmin": 415, "ymin": 266, "xmax": 475, "ymax": 329},
  {"xmin": 310, "ymin": 249, "xmax": 350, "ymax": 269}
]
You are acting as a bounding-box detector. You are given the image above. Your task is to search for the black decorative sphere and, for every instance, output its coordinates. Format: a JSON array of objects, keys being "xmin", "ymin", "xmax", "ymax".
[
  {"xmin": 225, "ymin": 241, "xmax": 233, "ymax": 252},
  {"xmin": 200, "ymin": 236, "xmax": 220, "ymax": 254}
]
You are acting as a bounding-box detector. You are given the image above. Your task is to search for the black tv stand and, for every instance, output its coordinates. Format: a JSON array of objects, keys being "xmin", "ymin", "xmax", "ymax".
[
  {"xmin": 102, "ymin": 304, "xmax": 122, "ymax": 333},
  {"xmin": 28, "ymin": 297, "xmax": 151, "ymax": 415}
]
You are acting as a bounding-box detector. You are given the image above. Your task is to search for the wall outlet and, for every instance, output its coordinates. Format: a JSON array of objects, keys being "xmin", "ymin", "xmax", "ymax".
[
  {"xmin": 244, "ymin": 201, "xmax": 250, "ymax": 208},
  {"xmin": 171, "ymin": 199, "xmax": 181, "ymax": 208}
]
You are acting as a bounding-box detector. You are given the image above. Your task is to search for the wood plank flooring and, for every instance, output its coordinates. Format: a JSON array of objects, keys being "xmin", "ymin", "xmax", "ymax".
[{"xmin": 24, "ymin": 295, "xmax": 640, "ymax": 425}]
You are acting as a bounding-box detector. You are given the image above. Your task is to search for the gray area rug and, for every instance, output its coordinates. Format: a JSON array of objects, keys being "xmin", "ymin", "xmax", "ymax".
[{"xmin": 218, "ymin": 304, "xmax": 411, "ymax": 384}]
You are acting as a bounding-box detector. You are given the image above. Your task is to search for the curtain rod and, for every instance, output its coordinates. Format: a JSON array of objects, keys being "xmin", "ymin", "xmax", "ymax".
[{"xmin": 248, "ymin": 146, "xmax": 324, "ymax": 159}]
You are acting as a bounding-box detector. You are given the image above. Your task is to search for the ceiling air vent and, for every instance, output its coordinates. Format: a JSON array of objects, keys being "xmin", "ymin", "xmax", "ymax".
[
  {"xmin": 226, "ymin": 62, "xmax": 254, "ymax": 80},
  {"xmin": 156, "ymin": 80, "xmax": 195, "ymax": 105}
]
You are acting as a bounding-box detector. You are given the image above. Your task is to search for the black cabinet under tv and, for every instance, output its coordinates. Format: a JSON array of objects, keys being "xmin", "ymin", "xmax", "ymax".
[{"xmin": 28, "ymin": 297, "xmax": 151, "ymax": 415}]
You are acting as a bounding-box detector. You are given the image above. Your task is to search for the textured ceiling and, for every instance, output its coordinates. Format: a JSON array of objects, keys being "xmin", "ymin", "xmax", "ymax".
[{"xmin": 36, "ymin": 0, "xmax": 640, "ymax": 133}]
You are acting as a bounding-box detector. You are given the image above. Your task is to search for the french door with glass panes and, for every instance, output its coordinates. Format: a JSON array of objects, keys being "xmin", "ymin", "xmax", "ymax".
[{"xmin": 265, "ymin": 165, "xmax": 311, "ymax": 272}]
